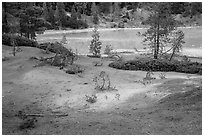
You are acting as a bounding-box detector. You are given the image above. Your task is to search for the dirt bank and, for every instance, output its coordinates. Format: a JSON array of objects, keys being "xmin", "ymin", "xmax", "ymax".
[{"xmin": 2, "ymin": 45, "xmax": 202, "ymax": 135}]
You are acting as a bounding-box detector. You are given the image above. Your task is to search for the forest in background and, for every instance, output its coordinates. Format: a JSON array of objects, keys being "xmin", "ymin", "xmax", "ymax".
[{"xmin": 2, "ymin": 2, "xmax": 202, "ymax": 38}]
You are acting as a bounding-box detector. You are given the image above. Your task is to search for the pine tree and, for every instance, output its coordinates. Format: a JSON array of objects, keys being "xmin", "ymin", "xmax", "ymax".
[
  {"xmin": 89, "ymin": 26, "xmax": 102, "ymax": 56},
  {"xmin": 75, "ymin": 2, "xmax": 87, "ymax": 16},
  {"xmin": 48, "ymin": 5, "xmax": 55, "ymax": 28},
  {"xmin": 143, "ymin": 3, "xmax": 177, "ymax": 59},
  {"xmin": 55, "ymin": 2, "xmax": 67, "ymax": 28},
  {"xmin": 110, "ymin": 3, "xmax": 113, "ymax": 14},
  {"xmin": 19, "ymin": 6, "xmax": 45, "ymax": 39},
  {"xmin": 91, "ymin": 2, "xmax": 99, "ymax": 25},
  {"xmin": 54, "ymin": 4, "xmax": 60, "ymax": 25},
  {"xmin": 71, "ymin": 5, "xmax": 77, "ymax": 20},
  {"xmin": 113, "ymin": 2, "xmax": 120, "ymax": 21},
  {"xmin": 43, "ymin": 2, "xmax": 49, "ymax": 21},
  {"xmin": 67, "ymin": 5, "xmax": 78, "ymax": 29},
  {"xmin": 2, "ymin": 3, "xmax": 9, "ymax": 33}
]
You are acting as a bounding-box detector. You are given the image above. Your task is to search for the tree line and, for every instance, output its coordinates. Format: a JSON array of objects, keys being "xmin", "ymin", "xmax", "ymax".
[{"xmin": 3, "ymin": 2, "xmax": 202, "ymax": 35}]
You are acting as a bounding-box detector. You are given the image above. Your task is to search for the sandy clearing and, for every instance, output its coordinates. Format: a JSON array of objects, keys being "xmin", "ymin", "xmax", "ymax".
[
  {"xmin": 21, "ymin": 66, "xmax": 154, "ymax": 111},
  {"xmin": 20, "ymin": 63, "xmax": 202, "ymax": 112},
  {"xmin": 2, "ymin": 46, "xmax": 202, "ymax": 135}
]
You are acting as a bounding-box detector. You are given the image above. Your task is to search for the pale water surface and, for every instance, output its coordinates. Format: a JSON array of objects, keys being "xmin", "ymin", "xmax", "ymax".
[{"xmin": 37, "ymin": 27, "xmax": 202, "ymax": 57}]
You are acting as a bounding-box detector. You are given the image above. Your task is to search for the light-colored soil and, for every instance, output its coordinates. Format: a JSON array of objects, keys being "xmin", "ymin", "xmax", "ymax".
[{"xmin": 2, "ymin": 45, "xmax": 202, "ymax": 135}]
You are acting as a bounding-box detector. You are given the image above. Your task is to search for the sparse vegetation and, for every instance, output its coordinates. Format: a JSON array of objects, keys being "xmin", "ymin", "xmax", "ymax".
[
  {"xmin": 2, "ymin": 2, "xmax": 202, "ymax": 135},
  {"xmin": 104, "ymin": 45, "xmax": 113, "ymax": 55},
  {"xmin": 31, "ymin": 42, "xmax": 78, "ymax": 69},
  {"xmin": 115, "ymin": 93, "xmax": 120, "ymax": 100},
  {"xmin": 159, "ymin": 72, "xmax": 166, "ymax": 79},
  {"xmin": 85, "ymin": 94, "xmax": 97, "ymax": 103},
  {"xmin": 134, "ymin": 71, "xmax": 156, "ymax": 85},
  {"xmin": 93, "ymin": 71, "xmax": 117, "ymax": 91}
]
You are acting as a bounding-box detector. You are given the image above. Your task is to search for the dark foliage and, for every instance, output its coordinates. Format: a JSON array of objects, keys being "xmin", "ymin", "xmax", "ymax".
[
  {"xmin": 2, "ymin": 2, "xmax": 202, "ymax": 34},
  {"xmin": 64, "ymin": 64, "xmax": 83, "ymax": 74},
  {"xmin": 2, "ymin": 34, "xmax": 38, "ymax": 47},
  {"xmin": 109, "ymin": 58, "xmax": 202, "ymax": 75},
  {"xmin": 39, "ymin": 42, "xmax": 74, "ymax": 55},
  {"xmin": 118, "ymin": 21, "xmax": 125, "ymax": 28},
  {"xmin": 19, "ymin": 6, "xmax": 49, "ymax": 39},
  {"xmin": 67, "ymin": 19, "xmax": 88, "ymax": 29}
]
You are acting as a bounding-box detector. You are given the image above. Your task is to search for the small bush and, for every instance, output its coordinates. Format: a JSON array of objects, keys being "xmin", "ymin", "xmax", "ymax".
[
  {"xmin": 64, "ymin": 64, "xmax": 83, "ymax": 74},
  {"xmin": 2, "ymin": 34, "xmax": 38, "ymax": 47},
  {"xmin": 118, "ymin": 22, "xmax": 125, "ymax": 28},
  {"xmin": 85, "ymin": 94, "xmax": 97, "ymax": 103},
  {"xmin": 109, "ymin": 58, "xmax": 202, "ymax": 75},
  {"xmin": 104, "ymin": 45, "xmax": 113, "ymax": 55}
]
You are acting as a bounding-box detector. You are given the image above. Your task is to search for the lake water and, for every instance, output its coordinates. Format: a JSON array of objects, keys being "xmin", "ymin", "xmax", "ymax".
[{"xmin": 37, "ymin": 27, "xmax": 202, "ymax": 57}]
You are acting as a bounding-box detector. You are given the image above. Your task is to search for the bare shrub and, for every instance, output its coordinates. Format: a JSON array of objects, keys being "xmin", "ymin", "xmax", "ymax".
[
  {"xmin": 93, "ymin": 71, "xmax": 117, "ymax": 91},
  {"xmin": 85, "ymin": 94, "xmax": 97, "ymax": 103},
  {"xmin": 135, "ymin": 71, "xmax": 156, "ymax": 85},
  {"xmin": 182, "ymin": 55, "xmax": 190, "ymax": 63},
  {"xmin": 104, "ymin": 45, "xmax": 113, "ymax": 55},
  {"xmin": 159, "ymin": 72, "xmax": 166, "ymax": 79},
  {"xmin": 143, "ymin": 71, "xmax": 155, "ymax": 80},
  {"xmin": 115, "ymin": 93, "xmax": 120, "ymax": 100}
]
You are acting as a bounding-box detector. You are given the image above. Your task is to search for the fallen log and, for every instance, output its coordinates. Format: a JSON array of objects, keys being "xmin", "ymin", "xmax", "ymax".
[{"xmin": 17, "ymin": 113, "xmax": 69, "ymax": 118}]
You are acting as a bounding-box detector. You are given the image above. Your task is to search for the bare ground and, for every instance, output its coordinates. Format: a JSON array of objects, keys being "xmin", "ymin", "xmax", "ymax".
[{"xmin": 2, "ymin": 45, "xmax": 202, "ymax": 135}]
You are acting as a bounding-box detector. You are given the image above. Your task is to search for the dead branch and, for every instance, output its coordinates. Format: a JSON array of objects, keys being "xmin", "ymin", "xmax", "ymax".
[{"xmin": 22, "ymin": 113, "xmax": 69, "ymax": 117}]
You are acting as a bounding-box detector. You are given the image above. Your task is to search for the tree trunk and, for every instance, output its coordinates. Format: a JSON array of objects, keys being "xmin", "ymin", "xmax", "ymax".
[
  {"xmin": 154, "ymin": 35, "xmax": 157, "ymax": 59},
  {"xmin": 169, "ymin": 47, "xmax": 176, "ymax": 61},
  {"xmin": 26, "ymin": 33, "xmax": 29, "ymax": 39},
  {"xmin": 3, "ymin": 3, "xmax": 9, "ymax": 33},
  {"xmin": 12, "ymin": 39, "xmax": 16, "ymax": 56},
  {"xmin": 155, "ymin": 22, "xmax": 160, "ymax": 59}
]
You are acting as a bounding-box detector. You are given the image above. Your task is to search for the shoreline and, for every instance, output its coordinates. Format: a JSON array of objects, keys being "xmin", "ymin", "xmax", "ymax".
[{"xmin": 41, "ymin": 26, "xmax": 202, "ymax": 35}]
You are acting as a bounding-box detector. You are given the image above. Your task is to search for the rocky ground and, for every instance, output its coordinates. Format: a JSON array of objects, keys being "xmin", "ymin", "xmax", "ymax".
[{"xmin": 2, "ymin": 45, "xmax": 202, "ymax": 135}]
